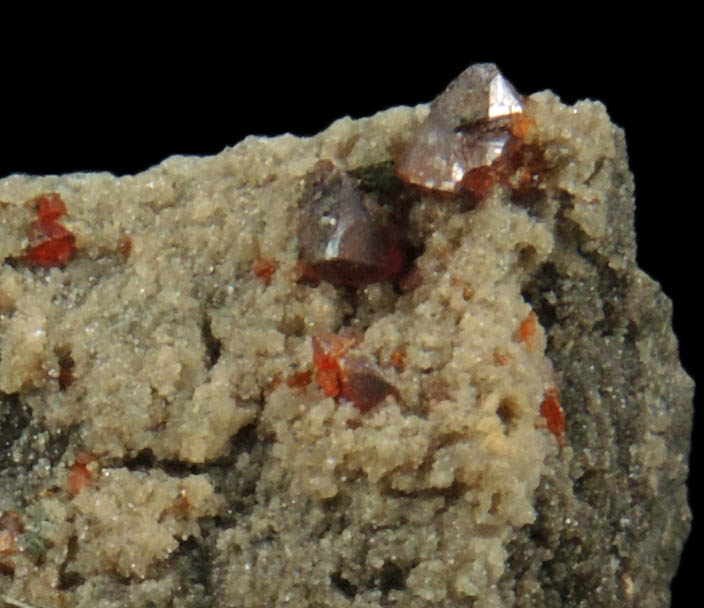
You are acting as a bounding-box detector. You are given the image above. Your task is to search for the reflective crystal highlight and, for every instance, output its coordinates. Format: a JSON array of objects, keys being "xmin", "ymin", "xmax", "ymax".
[
  {"xmin": 488, "ymin": 70, "xmax": 524, "ymax": 118},
  {"xmin": 297, "ymin": 161, "xmax": 404, "ymax": 287},
  {"xmin": 396, "ymin": 63, "xmax": 525, "ymax": 193}
]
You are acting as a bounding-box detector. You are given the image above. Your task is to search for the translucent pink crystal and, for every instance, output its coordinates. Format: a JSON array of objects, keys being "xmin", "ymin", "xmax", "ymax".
[{"xmin": 396, "ymin": 63, "xmax": 524, "ymax": 193}]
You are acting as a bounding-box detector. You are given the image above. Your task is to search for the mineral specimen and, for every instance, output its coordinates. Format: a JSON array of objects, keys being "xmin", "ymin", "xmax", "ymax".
[{"xmin": 0, "ymin": 63, "xmax": 692, "ymax": 608}]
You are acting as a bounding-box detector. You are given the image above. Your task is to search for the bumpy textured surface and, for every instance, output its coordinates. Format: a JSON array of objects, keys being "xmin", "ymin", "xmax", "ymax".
[{"xmin": 0, "ymin": 85, "xmax": 693, "ymax": 607}]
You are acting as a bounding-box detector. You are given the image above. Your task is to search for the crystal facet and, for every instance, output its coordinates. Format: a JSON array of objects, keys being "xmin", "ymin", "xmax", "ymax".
[
  {"xmin": 298, "ymin": 161, "xmax": 404, "ymax": 287},
  {"xmin": 396, "ymin": 63, "xmax": 525, "ymax": 193},
  {"xmin": 312, "ymin": 333, "xmax": 399, "ymax": 413},
  {"xmin": 338, "ymin": 356, "xmax": 399, "ymax": 413}
]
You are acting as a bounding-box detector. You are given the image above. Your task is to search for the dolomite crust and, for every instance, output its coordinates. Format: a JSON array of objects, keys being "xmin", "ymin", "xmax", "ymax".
[{"xmin": 0, "ymin": 75, "xmax": 693, "ymax": 607}]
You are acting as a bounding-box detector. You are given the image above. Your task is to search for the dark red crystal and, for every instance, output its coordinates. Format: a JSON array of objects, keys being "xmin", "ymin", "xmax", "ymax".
[
  {"xmin": 339, "ymin": 356, "xmax": 400, "ymax": 413},
  {"xmin": 36, "ymin": 193, "xmax": 67, "ymax": 222},
  {"xmin": 298, "ymin": 161, "xmax": 404, "ymax": 287},
  {"xmin": 311, "ymin": 332, "xmax": 399, "ymax": 413}
]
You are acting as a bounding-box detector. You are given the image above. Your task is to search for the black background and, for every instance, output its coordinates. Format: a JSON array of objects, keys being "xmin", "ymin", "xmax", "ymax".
[{"xmin": 0, "ymin": 40, "xmax": 697, "ymax": 605}]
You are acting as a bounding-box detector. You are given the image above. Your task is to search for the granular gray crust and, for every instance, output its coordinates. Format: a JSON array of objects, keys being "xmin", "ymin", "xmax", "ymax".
[
  {"xmin": 502, "ymin": 124, "xmax": 693, "ymax": 607},
  {"xmin": 0, "ymin": 86, "xmax": 693, "ymax": 607}
]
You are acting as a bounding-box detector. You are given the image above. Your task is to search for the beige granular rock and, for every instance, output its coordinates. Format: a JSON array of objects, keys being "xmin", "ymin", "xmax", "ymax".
[
  {"xmin": 70, "ymin": 469, "xmax": 220, "ymax": 578},
  {"xmin": 0, "ymin": 76, "xmax": 693, "ymax": 607}
]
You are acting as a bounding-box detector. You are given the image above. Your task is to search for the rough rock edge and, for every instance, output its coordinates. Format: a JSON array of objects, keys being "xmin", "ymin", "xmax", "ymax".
[
  {"xmin": 502, "ymin": 100, "xmax": 693, "ymax": 607},
  {"xmin": 0, "ymin": 90, "xmax": 693, "ymax": 607}
]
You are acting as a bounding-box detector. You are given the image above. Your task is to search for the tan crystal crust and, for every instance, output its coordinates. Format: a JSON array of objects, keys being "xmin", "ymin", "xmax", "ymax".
[{"xmin": 0, "ymin": 71, "xmax": 692, "ymax": 607}]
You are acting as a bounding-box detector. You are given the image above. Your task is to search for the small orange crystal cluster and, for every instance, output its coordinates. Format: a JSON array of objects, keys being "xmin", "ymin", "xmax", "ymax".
[
  {"xmin": 312, "ymin": 334, "xmax": 399, "ymax": 413},
  {"xmin": 0, "ymin": 510, "xmax": 23, "ymax": 575},
  {"xmin": 24, "ymin": 193, "xmax": 76, "ymax": 268},
  {"xmin": 252, "ymin": 257, "xmax": 279, "ymax": 286}
]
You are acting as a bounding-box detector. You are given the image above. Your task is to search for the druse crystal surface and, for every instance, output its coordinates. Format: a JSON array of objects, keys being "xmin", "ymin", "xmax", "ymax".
[{"xmin": 0, "ymin": 65, "xmax": 693, "ymax": 608}]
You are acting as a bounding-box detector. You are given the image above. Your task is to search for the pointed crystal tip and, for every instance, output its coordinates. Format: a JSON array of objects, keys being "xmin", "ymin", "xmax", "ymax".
[
  {"xmin": 396, "ymin": 63, "xmax": 525, "ymax": 194},
  {"xmin": 297, "ymin": 162, "xmax": 404, "ymax": 287}
]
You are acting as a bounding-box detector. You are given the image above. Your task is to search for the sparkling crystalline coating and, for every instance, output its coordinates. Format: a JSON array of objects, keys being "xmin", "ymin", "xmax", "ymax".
[
  {"xmin": 298, "ymin": 161, "xmax": 404, "ymax": 287},
  {"xmin": 396, "ymin": 63, "xmax": 525, "ymax": 192}
]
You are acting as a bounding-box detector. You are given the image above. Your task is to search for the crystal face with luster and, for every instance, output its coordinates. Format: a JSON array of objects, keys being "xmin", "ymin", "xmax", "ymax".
[
  {"xmin": 396, "ymin": 63, "xmax": 525, "ymax": 193},
  {"xmin": 297, "ymin": 160, "xmax": 404, "ymax": 287},
  {"xmin": 312, "ymin": 333, "xmax": 399, "ymax": 413}
]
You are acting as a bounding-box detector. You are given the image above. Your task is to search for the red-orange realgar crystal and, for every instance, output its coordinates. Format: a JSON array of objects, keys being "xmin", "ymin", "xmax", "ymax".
[
  {"xmin": 24, "ymin": 193, "xmax": 76, "ymax": 268},
  {"xmin": 540, "ymin": 388, "xmax": 566, "ymax": 447}
]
